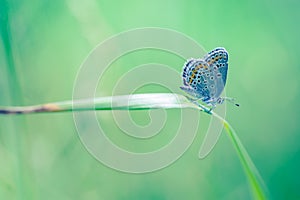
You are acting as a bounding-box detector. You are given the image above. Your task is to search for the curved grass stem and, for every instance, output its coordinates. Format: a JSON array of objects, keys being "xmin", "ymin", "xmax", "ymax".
[
  {"xmin": 0, "ymin": 93, "xmax": 268, "ymax": 199},
  {"xmin": 211, "ymin": 111, "xmax": 268, "ymax": 200}
]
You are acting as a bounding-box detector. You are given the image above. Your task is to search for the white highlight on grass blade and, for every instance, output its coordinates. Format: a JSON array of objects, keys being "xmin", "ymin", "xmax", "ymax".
[{"xmin": 111, "ymin": 63, "xmax": 181, "ymax": 139}]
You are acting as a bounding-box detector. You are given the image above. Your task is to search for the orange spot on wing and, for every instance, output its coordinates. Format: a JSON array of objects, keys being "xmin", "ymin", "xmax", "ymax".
[
  {"xmin": 189, "ymin": 63, "xmax": 208, "ymax": 84},
  {"xmin": 189, "ymin": 64, "xmax": 201, "ymax": 84},
  {"xmin": 189, "ymin": 72, "xmax": 196, "ymax": 84},
  {"xmin": 207, "ymin": 55, "xmax": 222, "ymax": 65}
]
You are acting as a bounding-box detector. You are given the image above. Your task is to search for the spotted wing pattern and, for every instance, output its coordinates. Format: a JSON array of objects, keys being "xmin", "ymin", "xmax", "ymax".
[
  {"xmin": 180, "ymin": 47, "xmax": 229, "ymax": 105},
  {"xmin": 204, "ymin": 47, "xmax": 228, "ymax": 99}
]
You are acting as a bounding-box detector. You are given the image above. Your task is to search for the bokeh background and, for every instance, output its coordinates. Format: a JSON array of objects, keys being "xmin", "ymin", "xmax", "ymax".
[{"xmin": 0, "ymin": 0, "xmax": 299, "ymax": 199}]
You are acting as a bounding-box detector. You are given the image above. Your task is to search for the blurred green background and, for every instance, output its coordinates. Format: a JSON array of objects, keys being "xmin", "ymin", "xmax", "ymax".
[{"xmin": 1, "ymin": 0, "xmax": 299, "ymax": 199}]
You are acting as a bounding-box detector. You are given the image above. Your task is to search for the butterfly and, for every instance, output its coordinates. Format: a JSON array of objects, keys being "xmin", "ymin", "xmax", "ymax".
[{"xmin": 180, "ymin": 47, "xmax": 239, "ymax": 111}]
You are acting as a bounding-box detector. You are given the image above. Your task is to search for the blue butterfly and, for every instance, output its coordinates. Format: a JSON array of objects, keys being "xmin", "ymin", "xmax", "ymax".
[{"xmin": 180, "ymin": 47, "xmax": 239, "ymax": 111}]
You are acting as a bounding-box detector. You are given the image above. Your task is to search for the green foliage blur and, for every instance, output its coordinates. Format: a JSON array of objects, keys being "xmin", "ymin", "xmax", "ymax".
[{"xmin": 0, "ymin": 0, "xmax": 299, "ymax": 199}]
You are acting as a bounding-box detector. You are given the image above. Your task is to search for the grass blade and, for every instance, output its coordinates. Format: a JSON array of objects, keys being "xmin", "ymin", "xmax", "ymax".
[
  {"xmin": 211, "ymin": 112, "xmax": 268, "ymax": 200},
  {"xmin": 0, "ymin": 92, "xmax": 268, "ymax": 199},
  {"xmin": 0, "ymin": 93, "xmax": 206, "ymax": 114}
]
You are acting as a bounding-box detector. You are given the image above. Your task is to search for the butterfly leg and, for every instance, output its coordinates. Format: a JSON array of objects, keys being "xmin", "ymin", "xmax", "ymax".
[
  {"xmin": 193, "ymin": 101, "xmax": 212, "ymax": 114},
  {"xmin": 184, "ymin": 95, "xmax": 198, "ymax": 102},
  {"xmin": 185, "ymin": 96, "xmax": 211, "ymax": 114},
  {"xmin": 180, "ymin": 87, "xmax": 211, "ymax": 113},
  {"xmin": 179, "ymin": 86, "xmax": 198, "ymax": 97},
  {"xmin": 208, "ymin": 104, "xmax": 216, "ymax": 112}
]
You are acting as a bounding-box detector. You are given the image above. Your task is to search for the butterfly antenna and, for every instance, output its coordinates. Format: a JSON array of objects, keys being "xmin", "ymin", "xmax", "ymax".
[{"xmin": 224, "ymin": 97, "xmax": 240, "ymax": 107}]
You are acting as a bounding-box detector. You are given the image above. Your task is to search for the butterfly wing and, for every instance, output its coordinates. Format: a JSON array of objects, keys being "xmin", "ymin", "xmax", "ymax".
[
  {"xmin": 182, "ymin": 58, "xmax": 197, "ymax": 86},
  {"xmin": 181, "ymin": 59, "xmax": 211, "ymax": 100},
  {"xmin": 204, "ymin": 47, "xmax": 228, "ymax": 99}
]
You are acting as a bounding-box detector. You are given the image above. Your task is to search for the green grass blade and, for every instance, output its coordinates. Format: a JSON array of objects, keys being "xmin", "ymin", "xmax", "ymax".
[
  {"xmin": 0, "ymin": 93, "xmax": 268, "ymax": 199},
  {"xmin": 0, "ymin": 93, "xmax": 206, "ymax": 114},
  {"xmin": 0, "ymin": 1, "xmax": 28, "ymax": 199},
  {"xmin": 211, "ymin": 112, "xmax": 269, "ymax": 200}
]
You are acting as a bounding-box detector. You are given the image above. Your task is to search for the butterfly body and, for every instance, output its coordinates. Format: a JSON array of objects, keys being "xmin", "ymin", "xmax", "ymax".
[{"xmin": 180, "ymin": 47, "xmax": 230, "ymax": 109}]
